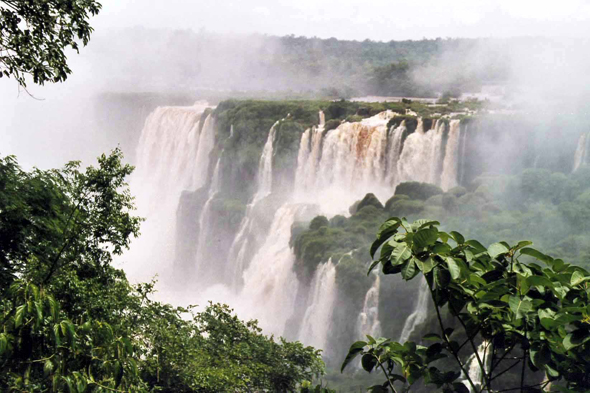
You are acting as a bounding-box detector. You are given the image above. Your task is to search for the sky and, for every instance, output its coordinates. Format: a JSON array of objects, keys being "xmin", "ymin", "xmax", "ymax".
[{"xmin": 93, "ymin": 0, "xmax": 590, "ymax": 41}]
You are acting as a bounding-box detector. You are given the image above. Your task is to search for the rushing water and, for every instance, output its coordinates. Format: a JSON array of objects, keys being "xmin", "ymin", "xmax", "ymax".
[
  {"xmin": 240, "ymin": 204, "xmax": 310, "ymax": 335},
  {"xmin": 399, "ymin": 277, "xmax": 430, "ymax": 342},
  {"xmin": 130, "ymin": 107, "xmax": 473, "ymax": 356},
  {"xmin": 228, "ymin": 121, "xmax": 280, "ymax": 288},
  {"xmin": 127, "ymin": 103, "xmax": 215, "ymax": 283},
  {"xmin": 573, "ymin": 132, "xmax": 589, "ymax": 171},
  {"xmin": 356, "ymin": 274, "xmax": 382, "ymax": 339},
  {"xmin": 298, "ymin": 258, "xmax": 338, "ymax": 350}
]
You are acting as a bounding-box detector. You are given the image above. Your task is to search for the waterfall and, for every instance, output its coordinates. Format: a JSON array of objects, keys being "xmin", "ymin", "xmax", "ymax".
[
  {"xmin": 228, "ymin": 122, "xmax": 280, "ymax": 288},
  {"xmin": 296, "ymin": 111, "xmax": 394, "ymax": 214},
  {"xmin": 193, "ymin": 155, "xmax": 223, "ymax": 276},
  {"xmin": 385, "ymin": 121, "xmax": 406, "ymax": 187},
  {"xmin": 399, "ymin": 277, "xmax": 429, "ymax": 342},
  {"xmin": 356, "ymin": 275, "xmax": 382, "ymax": 339},
  {"xmin": 255, "ymin": 121, "xmax": 279, "ymax": 202},
  {"xmin": 295, "ymin": 124, "xmax": 325, "ymax": 195},
  {"xmin": 126, "ymin": 103, "xmax": 215, "ymax": 282},
  {"xmin": 298, "ymin": 258, "xmax": 337, "ymax": 350},
  {"xmin": 240, "ymin": 204, "xmax": 309, "ymax": 336},
  {"xmin": 319, "ymin": 110, "xmax": 326, "ymax": 127},
  {"xmin": 440, "ymin": 120, "xmax": 462, "ymax": 191},
  {"xmin": 397, "ymin": 119, "xmax": 446, "ymax": 186},
  {"xmin": 573, "ymin": 133, "xmax": 589, "ymax": 172},
  {"xmin": 458, "ymin": 122, "xmax": 469, "ymax": 185},
  {"xmin": 462, "ymin": 341, "xmax": 490, "ymax": 392}
]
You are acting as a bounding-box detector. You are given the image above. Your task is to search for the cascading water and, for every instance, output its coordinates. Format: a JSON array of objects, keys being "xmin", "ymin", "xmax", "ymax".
[
  {"xmin": 296, "ymin": 111, "xmax": 394, "ymax": 214},
  {"xmin": 239, "ymin": 204, "xmax": 310, "ymax": 335},
  {"xmin": 356, "ymin": 274, "xmax": 382, "ymax": 339},
  {"xmin": 573, "ymin": 132, "xmax": 589, "ymax": 172},
  {"xmin": 462, "ymin": 341, "xmax": 490, "ymax": 392},
  {"xmin": 385, "ymin": 121, "xmax": 407, "ymax": 187},
  {"xmin": 397, "ymin": 119, "xmax": 446, "ymax": 187},
  {"xmin": 398, "ymin": 277, "xmax": 429, "ymax": 342},
  {"xmin": 295, "ymin": 113, "xmax": 326, "ymax": 194},
  {"xmin": 298, "ymin": 258, "xmax": 337, "ymax": 350},
  {"xmin": 126, "ymin": 103, "xmax": 215, "ymax": 283},
  {"xmin": 440, "ymin": 120, "xmax": 462, "ymax": 190},
  {"xmin": 193, "ymin": 155, "xmax": 223, "ymax": 277},
  {"xmin": 228, "ymin": 121, "xmax": 280, "ymax": 288},
  {"xmin": 130, "ymin": 105, "xmax": 472, "ymax": 360}
]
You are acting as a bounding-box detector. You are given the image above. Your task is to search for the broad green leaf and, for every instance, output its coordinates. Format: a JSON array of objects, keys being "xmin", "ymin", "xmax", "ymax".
[
  {"xmin": 361, "ymin": 353, "xmax": 378, "ymax": 372},
  {"xmin": 401, "ymin": 259, "xmax": 417, "ymax": 280},
  {"xmin": 526, "ymin": 275, "xmax": 553, "ymax": 289},
  {"xmin": 433, "ymin": 243, "xmax": 452, "ymax": 255},
  {"xmin": 570, "ymin": 270, "xmax": 590, "ymax": 286},
  {"xmin": 563, "ymin": 329, "xmax": 590, "ymax": 350},
  {"xmin": 449, "ymin": 231, "xmax": 465, "ymax": 244},
  {"xmin": 413, "ymin": 227, "xmax": 438, "ymax": 248},
  {"xmin": 445, "ymin": 257, "xmax": 462, "ymax": 280},
  {"xmin": 14, "ymin": 305, "xmax": 25, "ymax": 328},
  {"xmin": 488, "ymin": 242, "xmax": 509, "ymax": 258},
  {"xmin": 391, "ymin": 243, "xmax": 412, "ymax": 265},
  {"xmin": 509, "ymin": 296, "xmax": 532, "ymax": 318},
  {"xmin": 423, "ymin": 333, "xmax": 441, "ymax": 341},
  {"xmin": 465, "ymin": 239, "xmax": 486, "ymax": 253},
  {"xmin": 341, "ymin": 341, "xmax": 367, "ymax": 372},
  {"xmin": 367, "ymin": 259, "xmax": 380, "ymax": 275},
  {"xmin": 371, "ymin": 218, "xmax": 401, "ymax": 258},
  {"xmin": 520, "ymin": 247, "xmax": 551, "ymax": 264}
]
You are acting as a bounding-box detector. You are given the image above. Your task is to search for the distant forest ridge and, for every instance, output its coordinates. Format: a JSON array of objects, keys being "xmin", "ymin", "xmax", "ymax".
[{"xmin": 90, "ymin": 30, "xmax": 515, "ymax": 97}]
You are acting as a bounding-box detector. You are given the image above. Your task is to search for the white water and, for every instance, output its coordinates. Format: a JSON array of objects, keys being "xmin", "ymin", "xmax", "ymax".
[
  {"xmin": 573, "ymin": 133, "xmax": 588, "ymax": 172},
  {"xmin": 129, "ymin": 106, "xmax": 471, "ymax": 357},
  {"xmin": 228, "ymin": 122, "xmax": 280, "ymax": 288},
  {"xmin": 462, "ymin": 341, "xmax": 490, "ymax": 392},
  {"xmin": 440, "ymin": 120, "xmax": 462, "ymax": 190},
  {"xmin": 399, "ymin": 277, "xmax": 430, "ymax": 342},
  {"xmin": 298, "ymin": 258, "xmax": 337, "ymax": 350},
  {"xmin": 193, "ymin": 155, "xmax": 223, "ymax": 276},
  {"xmin": 356, "ymin": 275, "xmax": 382, "ymax": 339},
  {"xmin": 297, "ymin": 111, "xmax": 394, "ymax": 215},
  {"xmin": 385, "ymin": 121, "xmax": 407, "ymax": 187},
  {"xmin": 397, "ymin": 119, "xmax": 446, "ymax": 187},
  {"xmin": 240, "ymin": 204, "xmax": 309, "ymax": 335},
  {"xmin": 125, "ymin": 103, "xmax": 215, "ymax": 283}
]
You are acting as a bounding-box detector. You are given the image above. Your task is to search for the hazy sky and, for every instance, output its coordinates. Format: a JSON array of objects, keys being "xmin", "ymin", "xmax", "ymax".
[{"xmin": 94, "ymin": 0, "xmax": 590, "ymax": 41}]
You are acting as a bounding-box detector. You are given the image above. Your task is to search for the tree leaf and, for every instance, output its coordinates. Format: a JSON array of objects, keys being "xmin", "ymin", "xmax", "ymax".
[
  {"xmin": 520, "ymin": 247, "xmax": 551, "ymax": 264},
  {"xmin": 488, "ymin": 242, "xmax": 509, "ymax": 258},
  {"xmin": 370, "ymin": 218, "xmax": 401, "ymax": 258},
  {"xmin": 361, "ymin": 353, "xmax": 378, "ymax": 372},
  {"xmin": 465, "ymin": 239, "xmax": 487, "ymax": 253},
  {"xmin": 391, "ymin": 243, "xmax": 412, "ymax": 265},
  {"xmin": 14, "ymin": 305, "xmax": 26, "ymax": 328},
  {"xmin": 570, "ymin": 270, "xmax": 590, "ymax": 286},
  {"xmin": 445, "ymin": 257, "xmax": 462, "ymax": 280},
  {"xmin": 414, "ymin": 227, "xmax": 438, "ymax": 248},
  {"xmin": 509, "ymin": 296, "xmax": 532, "ymax": 318},
  {"xmin": 341, "ymin": 341, "xmax": 367, "ymax": 372},
  {"xmin": 401, "ymin": 259, "xmax": 417, "ymax": 280},
  {"xmin": 449, "ymin": 231, "xmax": 465, "ymax": 244}
]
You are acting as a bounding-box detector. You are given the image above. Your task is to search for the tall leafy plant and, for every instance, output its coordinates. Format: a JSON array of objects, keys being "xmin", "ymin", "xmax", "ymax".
[{"xmin": 342, "ymin": 217, "xmax": 590, "ymax": 392}]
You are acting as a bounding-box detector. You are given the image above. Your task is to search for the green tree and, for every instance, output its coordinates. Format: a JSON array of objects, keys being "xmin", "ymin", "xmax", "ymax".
[
  {"xmin": 0, "ymin": 150, "xmax": 324, "ymax": 391},
  {"xmin": 0, "ymin": 0, "xmax": 101, "ymax": 86},
  {"xmin": 343, "ymin": 217, "xmax": 590, "ymax": 392}
]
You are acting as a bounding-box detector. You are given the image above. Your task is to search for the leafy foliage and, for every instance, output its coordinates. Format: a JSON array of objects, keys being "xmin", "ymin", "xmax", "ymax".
[
  {"xmin": 0, "ymin": 151, "xmax": 325, "ymax": 391},
  {"xmin": 0, "ymin": 0, "xmax": 102, "ymax": 86},
  {"xmin": 343, "ymin": 217, "xmax": 590, "ymax": 392}
]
